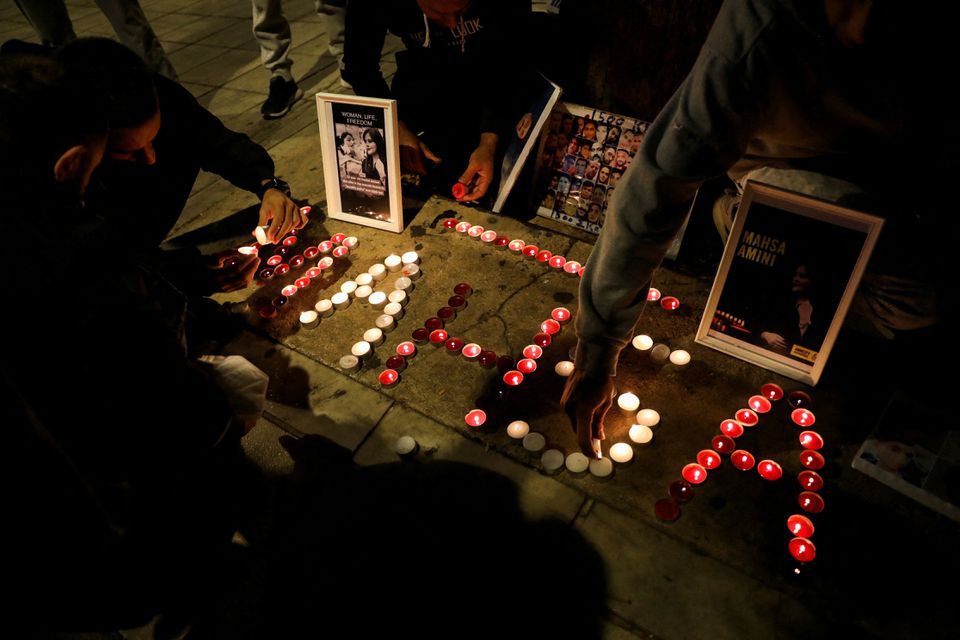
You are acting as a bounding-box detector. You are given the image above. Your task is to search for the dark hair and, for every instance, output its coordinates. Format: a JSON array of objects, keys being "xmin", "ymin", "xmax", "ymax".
[
  {"xmin": 362, "ymin": 127, "xmax": 385, "ymax": 155},
  {"xmin": 0, "ymin": 55, "xmax": 107, "ymax": 181},
  {"xmin": 337, "ymin": 132, "xmax": 354, "ymax": 147},
  {"xmin": 53, "ymin": 37, "xmax": 158, "ymax": 129}
]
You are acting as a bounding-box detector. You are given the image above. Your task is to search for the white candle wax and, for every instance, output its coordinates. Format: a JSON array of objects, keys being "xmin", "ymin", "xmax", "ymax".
[
  {"xmin": 351, "ymin": 341, "xmax": 372, "ymax": 359},
  {"xmin": 332, "ymin": 292, "xmax": 350, "ymax": 309},
  {"xmin": 355, "ymin": 273, "xmax": 374, "ymax": 287},
  {"xmin": 522, "ymin": 432, "xmax": 546, "ymax": 452},
  {"xmin": 589, "ymin": 457, "xmax": 614, "ymax": 478},
  {"xmin": 506, "ymin": 420, "xmax": 530, "ymax": 439},
  {"xmin": 394, "ymin": 276, "xmax": 413, "ymax": 291},
  {"xmin": 254, "ymin": 225, "xmax": 270, "ymax": 245},
  {"xmin": 617, "ymin": 392, "xmax": 640, "ymax": 412},
  {"xmin": 401, "ymin": 250, "xmax": 419, "ymax": 265},
  {"xmin": 395, "ymin": 435, "xmax": 417, "ymax": 457},
  {"xmin": 669, "ymin": 349, "xmax": 691, "ymax": 366},
  {"xmin": 299, "ymin": 310, "xmax": 319, "ymax": 328},
  {"xmin": 635, "ymin": 408, "xmax": 660, "ymax": 427},
  {"xmin": 383, "ymin": 302, "xmax": 404, "ymax": 318},
  {"xmin": 650, "ymin": 344, "xmax": 671, "ymax": 363},
  {"xmin": 609, "ymin": 442, "xmax": 634, "ymax": 464},
  {"xmin": 368, "ymin": 291, "xmax": 387, "ymax": 308},
  {"xmin": 237, "ymin": 246, "xmax": 258, "ymax": 256},
  {"xmin": 368, "ymin": 263, "xmax": 387, "ymax": 281},
  {"xmin": 339, "ymin": 354, "xmax": 360, "ymax": 372},
  {"xmin": 375, "ymin": 314, "xmax": 395, "ymax": 331},
  {"xmin": 355, "ymin": 285, "xmax": 373, "ymax": 300},
  {"xmin": 314, "ymin": 299, "xmax": 334, "ymax": 317},
  {"xmin": 632, "ymin": 334, "xmax": 653, "ymax": 351},
  {"xmin": 388, "ymin": 289, "xmax": 407, "ymax": 306},
  {"xmin": 384, "ymin": 254, "xmax": 402, "ymax": 272},
  {"xmin": 565, "ymin": 452, "xmax": 590, "ymax": 473},
  {"xmin": 363, "ymin": 328, "xmax": 384, "ymax": 346},
  {"xmin": 340, "ymin": 280, "xmax": 358, "ymax": 295},
  {"xmin": 629, "ymin": 424, "xmax": 654, "ymax": 444},
  {"xmin": 554, "ymin": 361, "xmax": 575, "ymax": 377},
  {"xmin": 401, "ymin": 264, "xmax": 421, "ymax": 280},
  {"xmin": 541, "ymin": 449, "xmax": 564, "ymax": 473}
]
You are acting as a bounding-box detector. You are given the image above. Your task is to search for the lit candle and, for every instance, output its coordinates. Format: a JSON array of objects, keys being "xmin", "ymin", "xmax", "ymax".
[
  {"xmin": 760, "ymin": 383, "xmax": 784, "ymax": 401},
  {"xmin": 696, "ymin": 449, "xmax": 721, "ymax": 469},
  {"xmin": 396, "ymin": 341, "xmax": 416, "ymax": 357},
  {"xmin": 388, "ymin": 289, "xmax": 407, "ymax": 306},
  {"xmin": 462, "ymin": 343, "xmax": 482, "ymax": 359},
  {"xmin": 799, "ymin": 431, "xmax": 824, "ymax": 450},
  {"xmin": 541, "ymin": 449, "xmax": 564, "ymax": 473},
  {"xmin": 314, "ymin": 299, "xmax": 334, "ymax": 317},
  {"xmin": 609, "ymin": 442, "xmax": 634, "ymax": 464},
  {"xmin": 275, "ymin": 263, "xmax": 290, "ymax": 276},
  {"xmin": 238, "ymin": 245, "xmax": 258, "ymax": 256},
  {"xmin": 330, "ymin": 233, "xmax": 346, "ymax": 244},
  {"xmin": 522, "ymin": 432, "xmax": 546, "ymax": 452},
  {"xmin": 551, "ymin": 307, "xmax": 571, "ymax": 323},
  {"xmin": 618, "ymin": 392, "xmax": 640, "ymax": 412},
  {"xmin": 735, "ymin": 408, "xmax": 759, "ymax": 427},
  {"xmin": 332, "ymin": 292, "xmax": 350, "ymax": 310},
  {"xmin": 295, "ymin": 277, "xmax": 311, "ymax": 289},
  {"xmin": 494, "ymin": 236, "xmax": 510, "ymax": 249},
  {"xmin": 554, "ymin": 361, "xmax": 575, "ymax": 377},
  {"xmin": 401, "ymin": 264, "xmax": 421, "ymax": 280},
  {"xmin": 480, "ymin": 230, "xmax": 497, "ymax": 243},
  {"xmin": 787, "ymin": 390, "xmax": 812, "ymax": 409},
  {"xmin": 589, "ymin": 457, "xmax": 614, "ymax": 478},
  {"xmin": 354, "ymin": 285, "xmax": 372, "ymax": 301},
  {"xmin": 355, "ymin": 272, "xmax": 374, "ymax": 287},
  {"xmin": 342, "ymin": 236, "xmax": 359, "ymax": 248},
  {"xmin": 757, "ymin": 460, "xmax": 783, "ymax": 481},
  {"xmin": 378, "ymin": 369, "xmax": 399, "ymax": 387},
  {"xmin": 562, "ymin": 261, "xmax": 581, "ymax": 276},
  {"xmin": 533, "ymin": 333, "xmax": 552, "ymax": 348},
  {"xmin": 375, "ymin": 314, "xmax": 395, "ymax": 332},
  {"xmin": 455, "ymin": 221, "xmax": 472, "ymax": 234},
  {"xmin": 629, "ymin": 424, "xmax": 653, "ymax": 444},
  {"xmin": 317, "ymin": 257, "xmax": 334, "ymax": 270},
  {"xmin": 318, "ymin": 241, "xmax": 334, "ymax": 254},
  {"xmin": 394, "ymin": 276, "xmax": 413, "ymax": 291},
  {"xmin": 668, "ymin": 349, "xmax": 691, "ymax": 366},
  {"xmin": 660, "ymin": 296, "xmax": 680, "ymax": 310},
  {"xmin": 305, "ymin": 267, "xmax": 322, "ymax": 279},
  {"xmin": 340, "ymin": 280, "xmax": 358, "ymax": 295},
  {"xmin": 258, "ymin": 268, "xmax": 274, "ymax": 280},
  {"xmin": 635, "ymin": 409, "xmax": 660, "ymax": 427},
  {"xmin": 351, "ymin": 341, "xmax": 372, "ymax": 359},
  {"xmin": 506, "ymin": 420, "xmax": 530, "ymax": 439},
  {"xmin": 464, "ymin": 409, "xmax": 486, "ymax": 428},
  {"xmin": 383, "ymin": 302, "xmax": 404, "ymax": 318},
  {"xmin": 521, "ymin": 345, "xmax": 542, "ymax": 360},
  {"xmin": 477, "ymin": 351, "xmax": 497, "ymax": 367},
  {"xmin": 669, "ymin": 480, "xmax": 695, "ymax": 503},
  {"xmin": 798, "ymin": 491, "xmax": 825, "ymax": 513},
  {"xmin": 711, "ymin": 434, "xmax": 735, "ymax": 454},
  {"xmin": 730, "ymin": 450, "xmax": 756, "ymax": 471},
  {"xmin": 647, "ymin": 287, "xmax": 661, "ymax": 302},
  {"xmin": 799, "ymin": 450, "xmax": 825, "ymax": 470},
  {"xmin": 254, "ymin": 225, "xmax": 270, "ymax": 244},
  {"xmin": 467, "ymin": 225, "xmax": 484, "ymax": 238},
  {"xmin": 401, "ymin": 250, "xmax": 419, "ymax": 265},
  {"xmin": 548, "ymin": 255, "xmax": 566, "ymax": 269},
  {"xmin": 368, "ymin": 263, "xmax": 387, "ymax": 281},
  {"xmin": 368, "ymin": 291, "xmax": 387, "ymax": 308},
  {"xmin": 384, "ymin": 254, "xmax": 402, "ymax": 272},
  {"xmin": 566, "ymin": 452, "xmax": 590, "ymax": 474},
  {"xmin": 429, "ymin": 329, "xmax": 448, "ymax": 344},
  {"xmin": 282, "ymin": 235, "xmax": 298, "ymax": 247},
  {"xmin": 299, "ymin": 310, "xmax": 319, "ymax": 328},
  {"xmin": 444, "ymin": 337, "xmax": 465, "ymax": 355},
  {"xmin": 650, "ymin": 343, "xmax": 671, "ymax": 363},
  {"xmin": 797, "ymin": 470, "xmax": 824, "ymax": 491},
  {"xmin": 720, "ymin": 419, "xmax": 744, "ymax": 438},
  {"xmin": 522, "ymin": 244, "xmax": 539, "ymax": 258},
  {"xmin": 632, "ymin": 335, "xmax": 653, "ymax": 351},
  {"xmin": 502, "ymin": 370, "xmax": 524, "ymax": 386},
  {"xmin": 395, "ymin": 435, "xmax": 418, "ymax": 457},
  {"xmin": 332, "ymin": 246, "xmax": 349, "ymax": 258},
  {"xmin": 267, "ymin": 255, "xmax": 283, "ymax": 267},
  {"xmin": 271, "ymin": 296, "xmax": 288, "ymax": 309},
  {"xmin": 536, "ymin": 249, "xmax": 552, "ymax": 263},
  {"xmin": 787, "ymin": 515, "xmax": 815, "ymax": 538},
  {"xmin": 289, "ymin": 255, "xmax": 305, "ymax": 269},
  {"xmin": 682, "ymin": 463, "xmax": 708, "ymax": 484},
  {"xmin": 539, "ymin": 319, "xmax": 561, "ymax": 336},
  {"xmin": 748, "ymin": 395, "xmax": 772, "ymax": 414},
  {"xmin": 517, "ymin": 358, "xmax": 537, "ymax": 374},
  {"xmin": 363, "ymin": 327, "xmax": 384, "ymax": 346},
  {"xmin": 303, "ymin": 246, "xmax": 319, "ymax": 260},
  {"xmin": 508, "ymin": 239, "xmax": 526, "ymax": 252},
  {"xmin": 791, "ymin": 408, "xmax": 816, "ymax": 427},
  {"xmin": 788, "ymin": 537, "xmax": 816, "ymax": 563},
  {"xmin": 338, "ymin": 354, "xmax": 360, "ymax": 372},
  {"xmin": 281, "ymin": 284, "xmax": 298, "ymax": 297}
]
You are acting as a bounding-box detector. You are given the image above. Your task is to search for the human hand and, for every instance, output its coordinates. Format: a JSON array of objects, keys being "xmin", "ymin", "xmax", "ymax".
[
  {"xmin": 397, "ymin": 119, "xmax": 441, "ymax": 175},
  {"xmin": 560, "ymin": 369, "xmax": 616, "ymax": 459},
  {"xmin": 257, "ymin": 189, "xmax": 306, "ymax": 244},
  {"xmin": 456, "ymin": 132, "xmax": 498, "ymax": 202},
  {"xmin": 760, "ymin": 331, "xmax": 787, "ymax": 350},
  {"xmin": 208, "ymin": 250, "xmax": 260, "ymax": 292}
]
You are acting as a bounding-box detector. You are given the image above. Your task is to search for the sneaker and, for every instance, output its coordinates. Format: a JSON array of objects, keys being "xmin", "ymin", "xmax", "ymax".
[{"xmin": 261, "ymin": 76, "xmax": 303, "ymax": 120}]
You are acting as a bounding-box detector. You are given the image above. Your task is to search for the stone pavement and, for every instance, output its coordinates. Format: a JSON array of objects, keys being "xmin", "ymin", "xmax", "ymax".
[{"xmin": 4, "ymin": 2, "xmax": 957, "ymax": 639}]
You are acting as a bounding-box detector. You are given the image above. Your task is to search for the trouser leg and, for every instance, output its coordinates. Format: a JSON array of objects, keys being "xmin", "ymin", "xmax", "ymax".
[
  {"xmin": 13, "ymin": 0, "xmax": 77, "ymax": 46},
  {"xmin": 315, "ymin": 0, "xmax": 345, "ymax": 64},
  {"xmin": 252, "ymin": 0, "xmax": 294, "ymax": 81},
  {"xmin": 95, "ymin": 0, "xmax": 178, "ymax": 80}
]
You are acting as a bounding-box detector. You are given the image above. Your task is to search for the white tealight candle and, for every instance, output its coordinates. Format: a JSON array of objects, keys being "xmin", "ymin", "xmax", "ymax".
[
  {"xmin": 395, "ymin": 435, "xmax": 417, "ymax": 457},
  {"xmin": 401, "ymin": 264, "xmax": 421, "ymax": 280},
  {"xmin": 506, "ymin": 420, "xmax": 530, "ymax": 439},
  {"xmin": 340, "ymin": 280, "xmax": 358, "ymax": 295},
  {"xmin": 314, "ymin": 299, "xmax": 334, "ymax": 317},
  {"xmin": 541, "ymin": 449, "xmax": 564, "ymax": 474},
  {"xmin": 401, "ymin": 250, "xmax": 419, "ymax": 265},
  {"xmin": 565, "ymin": 452, "xmax": 590, "ymax": 474},
  {"xmin": 351, "ymin": 341, "xmax": 372, "ymax": 359},
  {"xmin": 635, "ymin": 409, "xmax": 660, "ymax": 427},
  {"xmin": 339, "ymin": 354, "xmax": 360, "ymax": 372},
  {"xmin": 629, "ymin": 424, "xmax": 654, "ymax": 444},
  {"xmin": 388, "ymin": 289, "xmax": 407, "ymax": 306},
  {"xmin": 589, "ymin": 457, "xmax": 614, "ymax": 478},
  {"xmin": 383, "ymin": 301, "xmax": 404, "ymax": 318},
  {"xmin": 554, "ymin": 361, "xmax": 575, "ymax": 377},
  {"xmin": 394, "ymin": 276, "xmax": 413, "ymax": 291},
  {"xmin": 384, "ymin": 254, "xmax": 402, "ymax": 272},
  {"xmin": 355, "ymin": 285, "xmax": 372, "ymax": 300},
  {"xmin": 650, "ymin": 343, "xmax": 671, "ymax": 363},
  {"xmin": 332, "ymin": 291, "xmax": 350, "ymax": 309},
  {"xmin": 363, "ymin": 328, "xmax": 384, "ymax": 346},
  {"xmin": 669, "ymin": 349, "xmax": 691, "ymax": 366},
  {"xmin": 355, "ymin": 273, "xmax": 374, "ymax": 287},
  {"xmin": 299, "ymin": 310, "xmax": 319, "ymax": 328},
  {"xmin": 609, "ymin": 442, "xmax": 634, "ymax": 464},
  {"xmin": 617, "ymin": 392, "xmax": 640, "ymax": 412},
  {"xmin": 237, "ymin": 246, "xmax": 258, "ymax": 256},
  {"xmin": 368, "ymin": 291, "xmax": 387, "ymax": 308},
  {"xmin": 368, "ymin": 263, "xmax": 387, "ymax": 281},
  {"xmin": 375, "ymin": 314, "xmax": 395, "ymax": 331},
  {"xmin": 522, "ymin": 432, "xmax": 546, "ymax": 452},
  {"xmin": 254, "ymin": 225, "xmax": 270, "ymax": 245},
  {"xmin": 632, "ymin": 334, "xmax": 654, "ymax": 351}
]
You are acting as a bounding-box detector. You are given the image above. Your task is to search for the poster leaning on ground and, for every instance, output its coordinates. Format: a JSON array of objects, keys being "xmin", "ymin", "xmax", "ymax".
[{"xmin": 316, "ymin": 93, "xmax": 404, "ymax": 233}]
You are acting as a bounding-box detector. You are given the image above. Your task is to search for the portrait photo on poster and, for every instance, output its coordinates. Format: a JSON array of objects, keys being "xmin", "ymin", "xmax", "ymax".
[
  {"xmin": 695, "ymin": 182, "xmax": 884, "ymax": 385},
  {"xmin": 316, "ymin": 93, "xmax": 403, "ymax": 233}
]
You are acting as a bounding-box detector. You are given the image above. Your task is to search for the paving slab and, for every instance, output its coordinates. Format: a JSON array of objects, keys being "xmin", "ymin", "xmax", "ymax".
[
  {"xmin": 177, "ymin": 46, "xmax": 261, "ymax": 87},
  {"xmin": 168, "ymin": 43, "xmax": 239, "ymax": 75}
]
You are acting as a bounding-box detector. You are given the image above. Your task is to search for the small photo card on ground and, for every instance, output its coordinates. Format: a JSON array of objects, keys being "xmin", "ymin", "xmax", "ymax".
[
  {"xmin": 695, "ymin": 181, "xmax": 884, "ymax": 385},
  {"xmin": 316, "ymin": 93, "xmax": 403, "ymax": 233}
]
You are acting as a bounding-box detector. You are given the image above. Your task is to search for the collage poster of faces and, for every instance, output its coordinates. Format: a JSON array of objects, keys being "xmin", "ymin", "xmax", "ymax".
[
  {"xmin": 331, "ymin": 102, "xmax": 391, "ymax": 222},
  {"xmin": 532, "ymin": 102, "xmax": 650, "ymax": 235}
]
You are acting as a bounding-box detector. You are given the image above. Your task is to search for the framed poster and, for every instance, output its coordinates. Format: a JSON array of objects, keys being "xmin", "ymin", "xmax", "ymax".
[
  {"xmin": 529, "ymin": 101, "xmax": 650, "ymax": 235},
  {"xmin": 316, "ymin": 93, "xmax": 403, "ymax": 233},
  {"xmin": 695, "ymin": 182, "xmax": 884, "ymax": 385}
]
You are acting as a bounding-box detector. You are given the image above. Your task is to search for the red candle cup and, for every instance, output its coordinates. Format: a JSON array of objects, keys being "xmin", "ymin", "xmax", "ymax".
[
  {"xmin": 267, "ymin": 255, "xmax": 283, "ymax": 267},
  {"xmin": 318, "ymin": 241, "xmax": 334, "ymax": 253},
  {"xmin": 429, "ymin": 329, "xmax": 449, "ymax": 344},
  {"xmin": 455, "ymin": 221, "xmax": 472, "ymax": 234},
  {"xmin": 757, "ymin": 460, "xmax": 783, "ymax": 481},
  {"xmin": 791, "ymin": 408, "xmax": 816, "ymax": 427},
  {"xmin": 540, "ymin": 319, "xmax": 561, "ymax": 335},
  {"xmin": 437, "ymin": 307, "xmax": 456, "ymax": 321},
  {"xmin": 788, "ymin": 390, "xmax": 813, "ymax": 408},
  {"xmin": 668, "ymin": 480, "xmax": 695, "ymax": 503},
  {"xmin": 735, "ymin": 408, "xmax": 759, "ymax": 427},
  {"xmin": 462, "ymin": 343, "xmax": 482, "ymax": 359},
  {"xmin": 562, "ymin": 261, "xmax": 582, "ymax": 276},
  {"xmin": 453, "ymin": 282, "xmax": 473, "ymax": 297},
  {"xmin": 654, "ymin": 498, "xmax": 681, "ymax": 522},
  {"xmin": 681, "ymin": 463, "xmax": 708, "ymax": 484},
  {"xmin": 295, "ymin": 277, "xmax": 311, "ymax": 289},
  {"xmin": 271, "ymin": 295, "xmax": 287, "ymax": 308},
  {"xmin": 448, "ymin": 295, "xmax": 466, "ymax": 310},
  {"xmin": 536, "ymin": 249, "xmax": 553, "ymax": 263},
  {"xmin": 282, "ymin": 235, "xmax": 298, "ymax": 247},
  {"xmin": 788, "ymin": 537, "xmax": 816, "ymax": 563},
  {"xmin": 799, "ymin": 430, "xmax": 824, "ymax": 450},
  {"xmin": 444, "ymin": 337, "xmax": 465, "ymax": 354},
  {"xmin": 442, "ymin": 218, "xmax": 458, "ymax": 229},
  {"xmin": 385, "ymin": 355, "xmax": 407, "ymax": 371},
  {"xmin": 798, "ymin": 491, "xmax": 825, "ymax": 513},
  {"xmin": 533, "ymin": 332, "xmax": 552, "ymax": 348},
  {"xmin": 304, "ymin": 246, "xmax": 319, "ymax": 259},
  {"xmin": 452, "ymin": 181, "xmax": 468, "ymax": 199},
  {"xmin": 494, "ymin": 236, "xmax": 510, "ymax": 249},
  {"xmin": 748, "ymin": 395, "xmax": 773, "ymax": 414},
  {"xmin": 517, "ymin": 358, "xmax": 537, "ymax": 374},
  {"xmin": 551, "ymin": 307, "xmax": 571, "ymax": 323},
  {"xmin": 503, "ymin": 370, "xmax": 524, "ymax": 386},
  {"xmin": 548, "ymin": 255, "xmax": 566, "ymax": 269},
  {"xmin": 760, "ymin": 382, "xmax": 784, "ymax": 401},
  {"xmin": 477, "ymin": 350, "xmax": 497, "ymax": 367},
  {"xmin": 799, "ymin": 450, "xmax": 825, "ymax": 470},
  {"xmin": 508, "ymin": 239, "xmax": 526, "ymax": 252},
  {"xmin": 281, "ymin": 284, "xmax": 299, "ymax": 297},
  {"xmin": 660, "ymin": 296, "xmax": 680, "ymax": 310},
  {"xmin": 330, "ymin": 233, "xmax": 346, "ymax": 244},
  {"xmin": 464, "ymin": 409, "xmax": 486, "ymax": 428},
  {"xmin": 798, "ymin": 470, "xmax": 824, "ymax": 491},
  {"xmin": 647, "ymin": 287, "xmax": 661, "ymax": 302},
  {"xmin": 712, "ymin": 434, "xmax": 736, "ymax": 454},
  {"xmin": 578, "ymin": 264, "xmax": 585, "ymax": 277},
  {"xmin": 298, "ymin": 205, "xmax": 311, "ymax": 217},
  {"xmin": 787, "ymin": 515, "xmax": 815, "ymax": 538},
  {"xmin": 720, "ymin": 419, "xmax": 744, "ymax": 438},
  {"xmin": 411, "ymin": 327, "xmax": 430, "ymax": 343},
  {"xmin": 258, "ymin": 268, "xmax": 275, "ymax": 280},
  {"xmin": 424, "ymin": 317, "xmax": 444, "ymax": 331},
  {"xmin": 480, "ymin": 230, "xmax": 498, "ymax": 243},
  {"xmin": 332, "ymin": 246, "xmax": 349, "ymax": 258},
  {"xmin": 317, "ymin": 257, "xmax": 334, "ymax": 270},
  {"xmin": 396, "ymin": 342, "xmax": 417, "ymax": 357},
  {"xmin": 522, "ymin": 245, "xmax": 539, "ymax": 258},
  {"xmin": 522, "ymin": 344, "xmax": 543, "ymax": 360},
  {"xmin": 289, "ymin": 254, "xmax": 305, "ymax": 269},
  {"xmin": 730, "ymin": 450, "xmax": 756, "ymax": 471},
  {"xmin": 696, "ymin": 450, "xmax": 721, "ymax": 470},
  {"xmin": 378, "ymin": 369, "xmax": 400, "ymax": 387},
  {"xmin": 467, "ymin": 225, "xmax": 484, "ymax": 238},
  {"xmin": 305, "ymin": 267, "xmax": 322, "ymax": 279}
]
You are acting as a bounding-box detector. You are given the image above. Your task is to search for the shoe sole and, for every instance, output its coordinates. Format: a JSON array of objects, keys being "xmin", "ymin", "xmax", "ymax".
[{"xmin": 262, "ymin": 87, "xmax": 304, "ymax": 120}]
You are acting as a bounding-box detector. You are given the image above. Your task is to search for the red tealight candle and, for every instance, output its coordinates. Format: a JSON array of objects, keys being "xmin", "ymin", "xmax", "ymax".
[
  {"xmin": 444, "ymin": 337, "xmax": 465, "ymax": 354},
  {"xmin": 437, "ymin": 306, "xmax": 456, "ymax": 320},
  {"xmin": 494, "ymin": 236, "xmax": 510, "ymax": 248},
  {"xmin": 712, "ymin": 435, "xmax": 736, "ymax": 454},
  {"xmin": 453, "ymin": 282, "xmax": 473, "ymax": 297},
  {"xmin": 317, "ymin": 257, "xmax": 333, "ymax": 270},
  {"xmin": 429, "ymin": 329, "xmax": 448, "ymax": 344},
  {"xmin": 660, "ymin": 296, "xmax": 680, "ymax": 310},
  {"xmin": 508, "ymin": 239, "xmax": 526, "ymax": 252},
  {"xmin": 799, "ymin": 430, "xmax": 824, "ymax": 450},
  {"xmin": 798, "ymin": 491, "xmax": 825, "ymax": 513},
  {"xmin": 503, "ymin": 370, "xmax": 524, "ymax": 386},
  {"xmin": 563, "ymin": 261, "xmax": 581, "ymax": 275},
  {"xmin": 267, "ymin": 255, "xmax": 283, "ymax": 267},
  {"xmin": 730, "ymin": 450, "xmax": 756, "ymax": 471},
  {"xmin": 735, "ymin": 408, "xmax": 759, "ymax": 427},
  {"xmin": 385, "ymin": 355, "xmax": 406, "ymax": 371},
  {"xmin": 378, "ymin": 369, "xmax": 399, "ymax": 387},
  {"xmin": 477, "ymin": 350, "xmax": 497, "ymax": 367},
  {"xmin": 448, "ymin": 295, "xmax": 466, "ymax": 310},
  {"xmin": 330, "ymin": 233, "xmax": 346, "ymax": 244},
  {"xmin": 681, "ymin": 463, "xmax": 708, "ymax": 484},
  {"xmin": 258, "ymin": 268, "xmax": 275, "ymax": 280},
  {"xmin": 578, "ymin": 264, "xmax": 585, "ymax": 277},
  {"xmin": 757, "ymin": 460, "xmax": 783, "ymax": 481},
  {"xmin": 467, "ymin": 225, "xmax": 484, "ymax": 237},
  {"xmin": 275, "ymin": 263, "xmax": 290, "ymax": 275},
  {"xmin": 522, "ymin": 344, "xmax": 543, "ymax": 360},
  {"xmin": 424, "ymin": 317, "xmax": 444, "ymax": 331},
  {"xmin": 798, "ymin": 470, "xmax": 824, "ymax": 491},
  {"xmin": 748, "ymin": 395, "xmax": 772, "ymax": 414},
  {"xmin": 647, "ymin": 287, "xmax": 661, "ymax": 302},
  {"xmin": 787, "ymin": 515, "xmax": 815, "ymax": 538},
  {"xmin": 411, "ymin": 327, "xmax": 430, "ymax": 343},
  {"xmin": 281, "ymin": 284, "xmax": 298, "ymax": 297},
  {"xmin": 517, "ymin": 358, "xmax": 537, "ymax": 374},
  {"xmin": 299, "ymin": 205, "xmax": 311, "ymax": 216},
  {"xmin": 791, "ymin": 408, "xmax": 816, "ymax": 427},
  {"xmin": 551, "ymin": 307, "xmax": 571, "ymax": 323},
  {"xmin": 289, "ymin": 254, "xmax": 305, "ymax": 269},
  {"xmin": 282, "ymin": 235, "xmax": 298, "ymax": 247},
  {"xmin": 696, "ymin": 450, "xmax": 721, "ymax": 470},
  {"xmin": 304, "ymin": 246, "xmax": 319, "ymax": 259},
  {"xmin": 455, "ymin": 221, "xmax": 472, "ymax": 234},
  {"xmin": 277, "ymin": 246, "xmax": 289, "ymax": 256},
  {"xmin": 464, "ymin": 409, "xmax": 486, "ymax": 428},
  {"xmin": 305, "ymin": 267, "xmax": 322, "ymax": 279},
  {"xmin": 271, "ymin": 295, "xmax": 287, "ymax": 308},
  {"xmin": 522, "ymin": 244, "xmax": 539, "ymax": 258},
  {"xmin": 799, "ymin": 450, "xmax": 825, "ymax": 470},
  {"xmin": 548, "ymin": 255, "xmax": 566, "ymax": 269},
  {"xmin": 295, "ymin": 277, "xmax": 310, "ymax": 289},
  {"xmin": 533, "ymin": 332, "xmax": 552, "ymax": 348},
  {"xmin": 332, "ymin": 246, "xmax": 349, "ymax": 258},
  {"xmin": 788, "ymin": 390, "xmax": 813, "ymax": 408},
  {"xmin": 536, "ymin": 249, "xmax": 553, "ymax": 263},
  {"xmin": 654, "ymin": 498, "xmax": 681, "ymax": 522},
  {"xmin": 480, "ymin": 230, "xmax": 497, "ymax": 243},
  {"xmin": 318, "ymin": 240, "xmax": 334, "ymax": 253},
  {"xmin": 442, "ymin": 218, "xmax": 458, "ymax": 229},
  {"xmin": 462, "ymin": 343, "xmax": 481, "ymax": 358},
  {"xmin": 788, "ymin": 537, "xmax": 816, "ymax": 563},
  {"xmin": 760, "ymin": 382, "xmax": 784, "ymax": 401},
  {"xmin": 396, "ymin": 342, "xmax": 416, "ymax": 357},
  {"xmin": 540, "ymin": 319, "xmax": 561, "ymax": 335},
  {"xmin": 720, "ymin": 419, "xmax": 744, "ymax": 438},
  {"xmin": 668, "ymin": 480, "xmax": 695, "ymax": 503}
]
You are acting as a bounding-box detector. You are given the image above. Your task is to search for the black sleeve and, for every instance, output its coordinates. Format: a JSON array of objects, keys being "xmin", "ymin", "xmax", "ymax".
[
  {"xmin": 477, "ymin": 2, "xmax": 533, "ymax": 135},
  {"xmin": 341, "ymin": 0, "xmax": 392, "ymax": 99}
]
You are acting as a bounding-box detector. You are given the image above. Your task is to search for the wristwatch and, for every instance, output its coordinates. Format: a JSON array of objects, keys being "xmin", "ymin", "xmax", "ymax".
[{"xmin": 257, "ymin": 176, "xmax": 291, "ymax": 200}]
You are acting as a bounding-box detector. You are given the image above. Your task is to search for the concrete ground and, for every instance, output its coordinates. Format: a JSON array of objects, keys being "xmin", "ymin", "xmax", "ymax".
[{"xmin": 4, "ymin": 2, "xmax": 957, "ymax": 639}]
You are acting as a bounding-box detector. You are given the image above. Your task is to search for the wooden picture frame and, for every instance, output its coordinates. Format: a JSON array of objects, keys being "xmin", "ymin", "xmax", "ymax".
[
  {"xmin": 316, "ymin": 93, "xmax": 403, "ymax": 233},
  {"xmin": 695, "ymin": 181, "xmax": 884, "ymax": 385}
]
